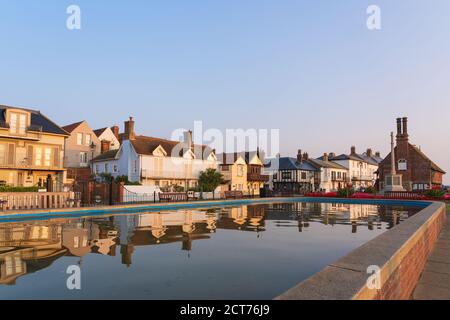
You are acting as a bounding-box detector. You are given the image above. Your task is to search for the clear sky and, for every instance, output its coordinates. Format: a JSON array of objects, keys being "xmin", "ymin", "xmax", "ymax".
[{"xmin": 1, "ymin": 1, "xmax": 449, "ymax": 183}]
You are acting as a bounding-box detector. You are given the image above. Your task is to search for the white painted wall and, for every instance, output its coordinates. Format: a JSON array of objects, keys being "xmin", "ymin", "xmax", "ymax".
[{"xmin": 97, "ymin": 128, "xmax": 120, "ymax": 150}]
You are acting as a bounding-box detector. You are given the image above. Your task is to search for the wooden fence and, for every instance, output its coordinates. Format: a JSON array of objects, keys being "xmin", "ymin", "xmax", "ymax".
[{"xmin": 0, "ymin": 192, "xmax": 81, "ymax": 212}]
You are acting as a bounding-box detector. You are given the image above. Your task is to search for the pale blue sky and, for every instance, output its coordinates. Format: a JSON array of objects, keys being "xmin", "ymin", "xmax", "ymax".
[{"xmin": 1, "ymin": 1, "xmax": 449, "ymax": 182}]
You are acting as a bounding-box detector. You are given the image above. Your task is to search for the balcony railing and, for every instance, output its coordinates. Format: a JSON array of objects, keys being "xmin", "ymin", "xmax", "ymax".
[
  {"xmin": 351, "ymin": 175, "xmax": 375, "ymax": 182},
  {"xmin": 247, "ymin": 173, "xmax": 270, "ymax": 182}
]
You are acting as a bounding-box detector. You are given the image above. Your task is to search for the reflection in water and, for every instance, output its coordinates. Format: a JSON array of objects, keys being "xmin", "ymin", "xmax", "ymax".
[{"xmin": 0, "ymin": 202, "xmax": 422, "ymax": 296}]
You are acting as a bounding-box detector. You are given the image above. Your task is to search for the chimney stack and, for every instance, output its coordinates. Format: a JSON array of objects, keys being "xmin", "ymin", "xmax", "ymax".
[
  {"xmin": 184, "ymin": 130, "xmax": 193, "ymax": 149},
  {"xmin": 329, "ymin": 152, "xmax": 336, "ymax": 159},
  {"xmin": 297, "ymin": 150, "xmax": 303, "ymax": 163},
  {"xmin": 303, "ymin": 152, "xmax": 309, "ymax": 161},
  {"xmin": 366, "ymin": 148, "xmax": 373, "ymax": 157},
  {"xmin": 351, "ymin": 146, "xmax": 356, "ymax": 155},
  {"xmin": 111, "ymin": 125, "xmax": 119, "ymax": 140},
  {"xmin": 402, "ymin": 117, "xmax": 408, "ymax": 136},
  {"xmin": 101, "ymin": 140, "xmax": 111, "ymax": 154},
  {"xmin": 323, "ymin": 153, "xmax": 329, "ymax": 162},
  {"xmin": 124, "ymin": 116, "xmax": 136, "ymax": 141},
  {"xmin": 375, "ymin": 151, "xmax": 381, "ymax": 158},
  {"xmin": 396, "ymin": 118, "xmax": 402, "ymax": 137}
]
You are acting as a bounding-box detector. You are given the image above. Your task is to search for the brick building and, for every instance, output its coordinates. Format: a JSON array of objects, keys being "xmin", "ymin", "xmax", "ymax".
[{"xmin": 378, "ymin": 117, "xmax": 445, "ymax": 191}]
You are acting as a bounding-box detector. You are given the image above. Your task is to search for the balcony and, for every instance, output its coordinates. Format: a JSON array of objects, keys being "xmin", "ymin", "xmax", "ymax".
[
  {"xmin": 247, "ymin": 173, "xmax": 270, "ymax": 182},
  {"xmin": 0, "ymin": 124, "xmax": 43, "ymax": 141},
  {"xmin": 352, "ymin": 175, "xmax": 375, "ymax": 182}
]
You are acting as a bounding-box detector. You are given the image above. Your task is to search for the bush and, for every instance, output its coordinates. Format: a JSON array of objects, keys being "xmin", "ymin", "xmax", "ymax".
[
  {"xmin": 115, "ymin": 175, "xmax": 141, "ymax": 185},
  {"xmin": 337, "ymin": 187, "xmax": 355, "ymax": 198},
  {"xmin": 0, "ymin": 186, "xmax": 40, "ymax": 193},
  {"xmin": 424, "ymin": 189, "xmax": 446, "ymax": 199},
  {"xmin": 364, "ymin": 186, "xmax": 377, "ymax": 194}
]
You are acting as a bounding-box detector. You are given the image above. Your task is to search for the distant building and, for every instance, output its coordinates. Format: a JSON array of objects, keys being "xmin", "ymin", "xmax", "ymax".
[
  {"xmin": 327, "ymin": 147, "xmax": 382, "ymax": 189},
  {"xmin": 0, "ymin": 105, "xmax": 68, "ymax": 188},
  {"xmin": 62, "ymin": 120, "xmax": 101, "ymax": 183},
  {"xmin": 93, "ymin": 126, "xmax": 120, "ymax": 151},
  {"xmin": 268, "ymin": 151, "xmax": 317, "ymax": 194},
  {"xmin": 91, "ymin": 117, "xmax": 217, "ymax": 190},
  {"xmin": 307, "ymin": 154, "xmax": 349, "ymax": 192},
  {"xmin": 378, "ymin": 117, "xmax": 446, "ymax": 191}
]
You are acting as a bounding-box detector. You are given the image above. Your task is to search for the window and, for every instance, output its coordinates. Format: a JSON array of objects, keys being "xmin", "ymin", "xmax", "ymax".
[
  {"xmin": 113, "ymin": 165, "xmax": 118, "ymax": 173},
  {"xmin": 133, "ymin": 160, "xmax": 137, "ymax": 173},
  {"xmin": 35, "ymin": 147, "xmax": 42, "ymax": 166},
  {"xmin": 398, "ymin": 159, "xmax": 407, "ymax": 171},
  {"xmin": 77, "ymin": 133, "xmax": 83, "ymax": 145},
  {"xmin": 19, "ymin": 114, "xmax": 27, "ymax": 134},
  {"xmin": 85, "ymin": 134, "xmax": 91, "ymax": 146},
  {"xmin": 301, "ymin": 172, "xmax": 307, "ymax": 180},
  {"xmin": 44, "ymin": 148, "xmax": 52, "ymax": 166},
  {"xmin": 282, "ymin": 171, "xmax": 292, "ymax": 180},
  {"xmin": 331, "ymin": 171, "xmax": 336, "ymax": 180},
  {"xmin": 237, "ymin": 165, "xmax": 244, "ymax": 177},
  {"xmin": 0, "ymin": 144, "xmax": 6, "ymax": 165},
  {"xmin": 104, "ymin": 163, "xmax": 109, "ymax": 173},
  {"xmin": 80, "ymin": 152, "xmax": 88, "ymax": 165},
  {"xmin": 222, "ymin": 165, "xmax": 230, "ymax": 172}
]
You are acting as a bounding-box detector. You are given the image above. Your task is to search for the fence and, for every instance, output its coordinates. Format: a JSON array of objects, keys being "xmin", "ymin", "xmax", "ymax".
[
  {"xmin": 384, "ymin": 191, "xmax": 426, "ymax": 200},
  {"xmin": 0, "ymin": 192, "xmax": 81, "ymax": 211}
]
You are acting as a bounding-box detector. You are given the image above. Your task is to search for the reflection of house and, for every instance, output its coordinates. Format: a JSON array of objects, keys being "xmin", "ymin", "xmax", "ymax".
[
  {"xmin": 0, "ymin": 223, "xmax": 65, "ymax": 285},
  {"xmin": 378, "ymin": 118, "xmax": 446, "ymax": 191},
  {"xmin": 115, "ymin": 210, "xmax": 217, "ymax": 266},
  {"xmin": 216, "ymin": 205, "xmax": 266, "ymax": 232},
  {"xmin": 0, "ymin": 105, "xmax": 69, "ymax": 188},
  {"xmin": 92, "ymin": 117, "xmax": 217, "ymax": 190}
]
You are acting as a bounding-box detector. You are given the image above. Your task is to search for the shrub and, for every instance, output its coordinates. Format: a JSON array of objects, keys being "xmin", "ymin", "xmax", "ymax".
[
  {"xmin": 364, "ymin": 186, "xmax": 377, "ymax": 194},
  {"xmin": 337, "ymin": 187, "xmax": 355, "ymax": 198},
  {"xmin": 0, "ymin": 186, "xmax": 40, "ymax": 193},
  {"xmin": 424, "ymin": 189, "xmax": 446, "ymax": 199}
]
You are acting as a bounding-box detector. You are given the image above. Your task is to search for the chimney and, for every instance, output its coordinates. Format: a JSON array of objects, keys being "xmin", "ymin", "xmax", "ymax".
[
  {"xmin": 124, "ymin": 116, "xmax": 136, "ymax": 141},
  {"xmin": 297, "ymin": 150, "xmax": 303, "ymax": 163},
  {"xmin": 396, "ymin": 118, "xmax": 402, "ymax": 137},
  {"xmin": 329, "ymin": 152, "xmax": 336, "ymax": 159},
  {"xmin": 184, "ymin": 130, "xmax": 193, "ymax": 149},
  {"xmin": 101, "ymin": 140, "xmax": 111, "ymax": 154},
  {"xmin": 323, "ymin": 153, "xmax": 329, "ymax": 162},
  {"xmin": 303, "ymin": 152, "xmax": 309, "ymax": 161},
  {"xmin": 111, "ymin": 125, "xmax": 119, "ymax": 140},
  {"xmin": 366, "ymin": 148, "xmax": 373, "ymax": 157},
  {"xmin": 402, "ymin": 117, "xmax": 408, "ymax": 136},
  {"xmin": 351, "ymin": 146, "xmax": 356, "ymax": 155},
  {"xmin": 375, "ymin": 151, "xmax": 381, "ymax": 158}
]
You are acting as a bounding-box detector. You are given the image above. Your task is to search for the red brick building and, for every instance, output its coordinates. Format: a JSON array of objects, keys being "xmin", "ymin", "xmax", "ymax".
[{"xmin": 378, "ymin": 117, "xmax": 445, "ymax": 191}]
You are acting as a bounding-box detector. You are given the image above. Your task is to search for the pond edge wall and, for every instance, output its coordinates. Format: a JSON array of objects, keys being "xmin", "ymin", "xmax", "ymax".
[{"xmin": 276, "ymin": 201, "xmax": 446, "ymax": 300}]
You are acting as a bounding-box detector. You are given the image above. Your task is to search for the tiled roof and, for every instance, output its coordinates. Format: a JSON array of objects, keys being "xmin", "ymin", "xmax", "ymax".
[
  {"xmin": 0, "ymin": 105, "xmax": 69, "ymax": 136},
  {"xmin": 409, "ymin": 144, "xmax": 446, "ymax": 174},
  {"xmin": 93, "ymin": 127, "xmax": 108, "ymax": 138},
  {"xmin": 62, "ymin": 121, "xmax": 84, "ymax": 133},
  {"xmin": 217, "ymin": 151, "xmax": 261, "ymax": 165},
  {"xmin": 131, "ymin": 136, "xmax": 214, "ymax": 160},
  {"xmin": 308, "ymin": 158, "xmax": 348, "ymax": 170},
  {"xmin": 92, "ymin": 149, "xmax": 119, "ymax": 162},
  {"xmin": 266, "ymin": 157, "xmax": 317, "ymax": 171}
]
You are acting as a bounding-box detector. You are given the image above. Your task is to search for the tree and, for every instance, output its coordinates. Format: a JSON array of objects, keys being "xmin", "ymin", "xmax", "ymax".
[{"xmin": 198, "ymin": 169, "xmax": 224, "ymax": 192}]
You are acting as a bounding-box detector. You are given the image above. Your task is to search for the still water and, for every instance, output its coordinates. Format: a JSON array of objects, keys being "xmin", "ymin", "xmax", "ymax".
[{"xmin": 0, "ymin": 201, "xmax": 424, "ymax": 300}]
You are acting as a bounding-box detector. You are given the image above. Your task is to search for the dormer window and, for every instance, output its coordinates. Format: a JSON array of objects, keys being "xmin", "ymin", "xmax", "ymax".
[{"xmin": 9, "ymin": 112, "xmax": 27, "ymax": 135}]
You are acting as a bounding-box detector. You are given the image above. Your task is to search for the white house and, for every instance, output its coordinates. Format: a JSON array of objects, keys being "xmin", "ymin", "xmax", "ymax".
[
  {"xmin": 91, "ymin": 117, "xmax": 218, "ymax": 190},
  {"xmin": 307, "ymin": 154, "xmax": 349, "ymax": 192},
  {"xmin": 93, "ymin": 126, "xmax": 120, "ymax": 151},
  {"xmin": 327, "ymin": 147, "xmax": 382, "ymax": 190}
]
